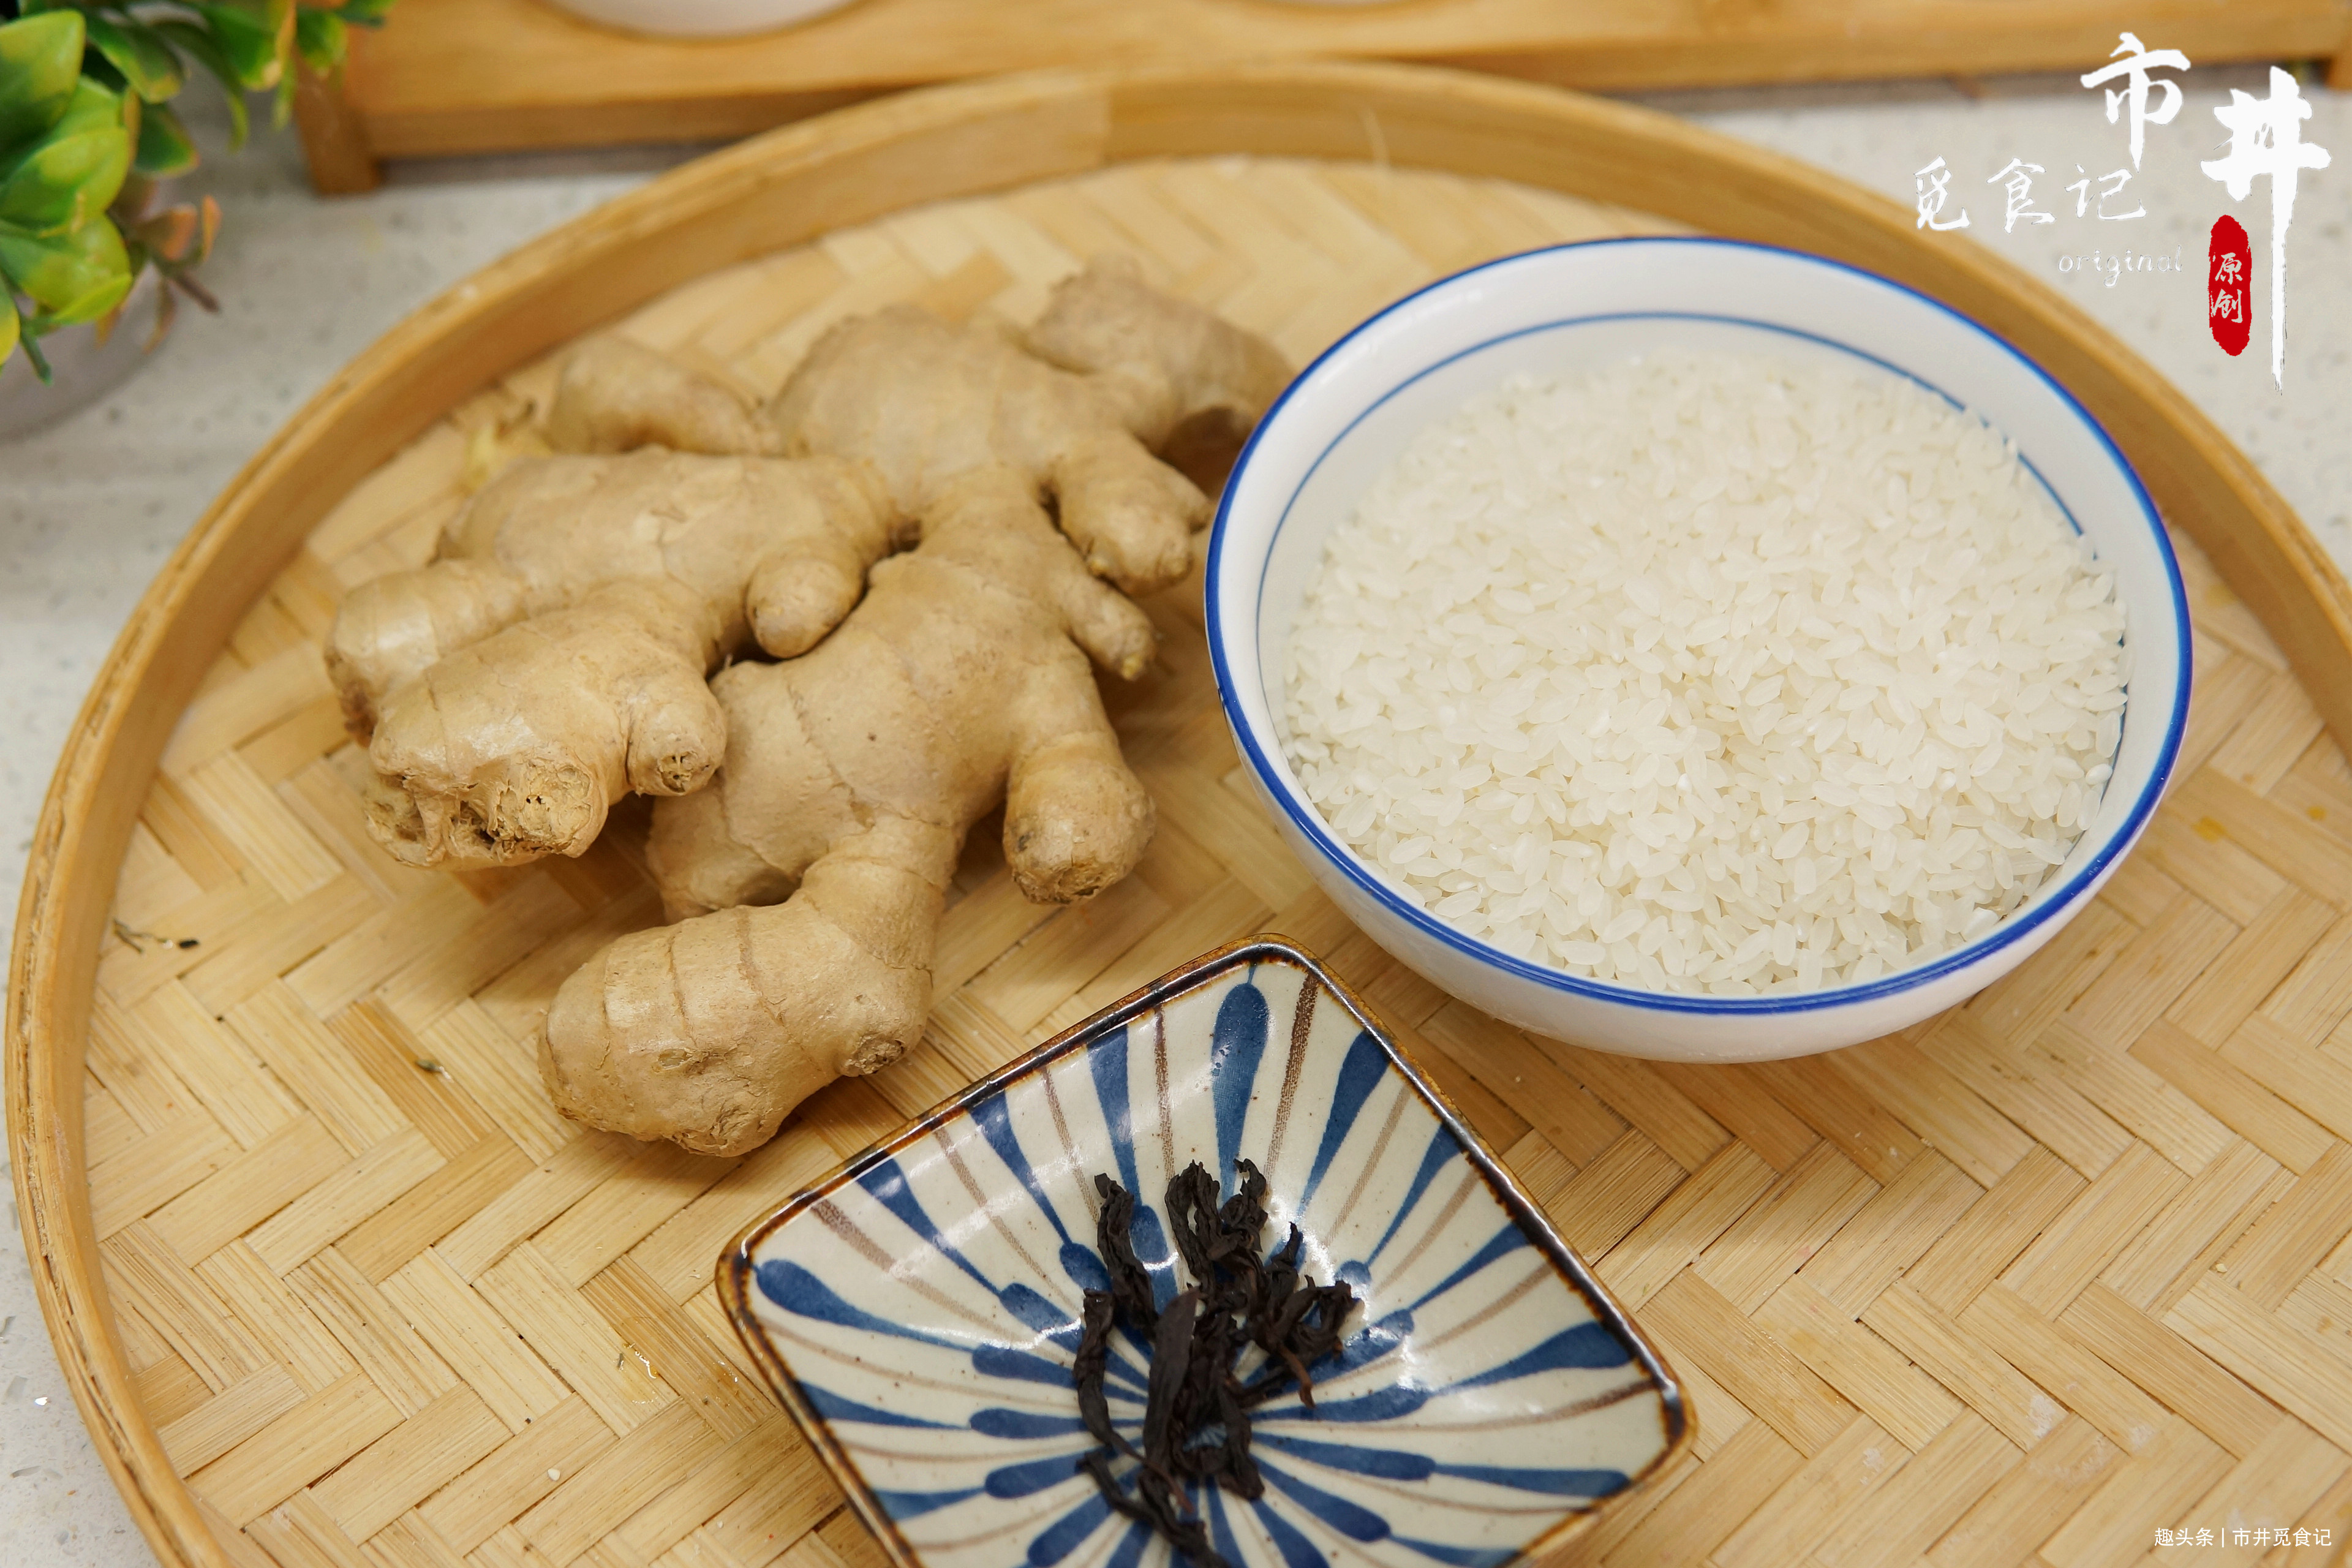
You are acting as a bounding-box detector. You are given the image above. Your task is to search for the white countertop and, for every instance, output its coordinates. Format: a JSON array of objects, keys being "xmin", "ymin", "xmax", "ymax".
[{"xmin": 0, "ymin": 62, "xmax": 2343, "ymax": 1567}]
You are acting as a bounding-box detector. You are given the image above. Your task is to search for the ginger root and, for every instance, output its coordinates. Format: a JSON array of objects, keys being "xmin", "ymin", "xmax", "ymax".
[
  {"xmin": 332, "ymin": 451, "xmax": 893, "ymax": 864},
  {"xmin": 540, "ymin": 467, "xmax": 1162, "ymax": 1155},
  {"xmin": 524, "ymin": 266, "xmax": 1289, "ymax": 1156},
  {"xmin": 328, "ymin": 256, "xmax": 1288, "ymax": 867},
  {"xmin": 324, "ymin": 257, "xmax": 1288, "ymax": 1155}
]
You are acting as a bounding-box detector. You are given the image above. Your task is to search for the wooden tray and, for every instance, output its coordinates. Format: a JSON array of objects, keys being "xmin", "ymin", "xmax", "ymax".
[
  {"xmin": 15, "ymin": 61, "xmax": 2352, "ymax": 1568},
  {"xmin": 293, "ymin": 0, "xmax": 2352, "ymax": 192}
]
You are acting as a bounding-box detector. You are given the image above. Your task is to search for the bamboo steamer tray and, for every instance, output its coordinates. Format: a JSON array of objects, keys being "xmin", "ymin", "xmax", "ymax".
[{"xmin": 13, "ymin": 60, "xmax": 2352, "ymax": 1568}]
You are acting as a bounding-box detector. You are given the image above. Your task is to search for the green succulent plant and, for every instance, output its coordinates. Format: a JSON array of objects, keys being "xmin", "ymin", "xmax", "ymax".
[{"xmin": 0, "ymin": 0, "xmax": 391, "ymax": 383}]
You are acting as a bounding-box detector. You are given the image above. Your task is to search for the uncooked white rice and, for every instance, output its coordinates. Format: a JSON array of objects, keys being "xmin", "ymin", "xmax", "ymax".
[{"xmin": 1278, "ymin": 350, "xmax": 2128, "ymax": 995}]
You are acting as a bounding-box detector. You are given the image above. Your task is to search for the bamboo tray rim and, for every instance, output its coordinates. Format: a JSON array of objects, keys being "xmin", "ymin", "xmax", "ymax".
[{"xmin": 12, "ymin": 58, "xmax": 2352, "ymax": 1568}]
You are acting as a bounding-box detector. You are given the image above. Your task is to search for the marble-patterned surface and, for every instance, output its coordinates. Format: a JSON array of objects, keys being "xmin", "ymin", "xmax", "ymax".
[{"xmin": 0, "ymin": 64, "xmax": 2342, "ymax": 1566}]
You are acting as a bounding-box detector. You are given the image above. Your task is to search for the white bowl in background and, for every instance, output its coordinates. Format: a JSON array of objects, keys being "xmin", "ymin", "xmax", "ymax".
[
  {"xmin": 541, "ymin": 0, "xmax": 857, "ymax": 37},
  {"xmin": 1207, "ymin": 239, "xmax": 2190, "ymax": 1063}
]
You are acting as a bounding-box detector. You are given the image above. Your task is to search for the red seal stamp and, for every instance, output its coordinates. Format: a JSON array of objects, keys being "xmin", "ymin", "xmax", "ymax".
[{"xmin": 2209, "ymin": 214, "xmax": 2252, "ymax": 356}]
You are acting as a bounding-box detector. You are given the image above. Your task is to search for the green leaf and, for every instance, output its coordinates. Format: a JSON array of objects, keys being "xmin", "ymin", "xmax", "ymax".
[
  {"xmin": 190, "ymin": 4, "xmax": 283, "ymax": 90},
  {"xmin": 0, "ymin": 291, "xmax": 20, "ymax": 369},
  {"xmin": 151, "ymin": 20, "xmax": 250, "ymax": 149},
  {"xmin": 49, "ymin": 79, "xmax": 137, "ymax": 143},
  {"xmin": 133, "ymin": 99, "xmax": 198, "ymax": 176},
  {"xmin": 0, "ymin": 213, "xmax": 132, "ymax": 322},
  {"xmin": 0, "ymin": 10, "xmax": 86, "ymax": 151},
  {"xmin": 79, "ymin": 51, "xmax": 130, "ymax": 99},
  {"xmin": 36, "ymin": 274, "xmax": 138, "ymax": 331},
  {"xmin": 85, "ymin": 14, "xmax": 189, "ymax": 104},
  {"xmin": 0, "ymin": 81, "xmax": 134, "ymax": 194},
  {"xmin": 293, "ymin": 8, "xmax": 344, "ymax": 75},
  {"xmin": 0, "ymin": 125, "xmax": 133, "ymax": 233},
  {"xmin": 20, "ymin": 324, "xmax": 53, "ymax": 385},
  {"xmin": 337, "ymin": 0, "xmax": 396, "ymax": 26}
]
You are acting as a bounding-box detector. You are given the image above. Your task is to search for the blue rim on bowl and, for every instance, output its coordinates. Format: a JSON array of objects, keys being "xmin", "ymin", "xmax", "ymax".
[
  {"xmin": 718, "ymin": 935, "xmax": 1693, "ymax": 1568},
  {"xmin": 1205, "ymin": 237, "xmax": 2192, "ymax": 1020}
]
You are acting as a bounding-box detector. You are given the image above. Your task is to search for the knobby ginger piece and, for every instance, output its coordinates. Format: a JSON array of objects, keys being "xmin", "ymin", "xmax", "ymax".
[
  {"xmin": 321, "ymin": 257, "xmax": 1289, "ymax": 1155},
  {"xmin": 541, "ymin": 467, "xmax": 1163, "ymax": 1155},
  {"xmin": 325, "ymin": 257, "xmax": 1287, "ymax": 869}
]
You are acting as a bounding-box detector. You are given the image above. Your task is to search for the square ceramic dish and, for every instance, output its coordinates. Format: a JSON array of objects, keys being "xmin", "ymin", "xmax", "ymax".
[{"xmin": 720, "ymin": 937, "xmax": 1689, "ymax": 1568}]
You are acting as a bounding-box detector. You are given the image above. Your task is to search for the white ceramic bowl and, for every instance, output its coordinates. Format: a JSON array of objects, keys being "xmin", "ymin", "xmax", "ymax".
[
  {"xmin": 541, "ymin": 0, "xmax": 857, "ymax": 37},
  {"xmin": 1207, "ymin": 239, "xmax": 2190, "ymax": 1063}
]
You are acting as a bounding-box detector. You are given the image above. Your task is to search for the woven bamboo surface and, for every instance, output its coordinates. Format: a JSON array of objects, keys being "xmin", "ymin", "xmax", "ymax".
[{"xmin": 84, "ymin": 155, "xmax": 2352, "ymax": 1568}]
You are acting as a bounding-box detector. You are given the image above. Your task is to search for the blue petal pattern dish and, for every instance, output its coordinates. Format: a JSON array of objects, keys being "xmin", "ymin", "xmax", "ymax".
[{"xmin": 720, "ymin": 937, "xmax": 1690, "ymax": 1568}]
